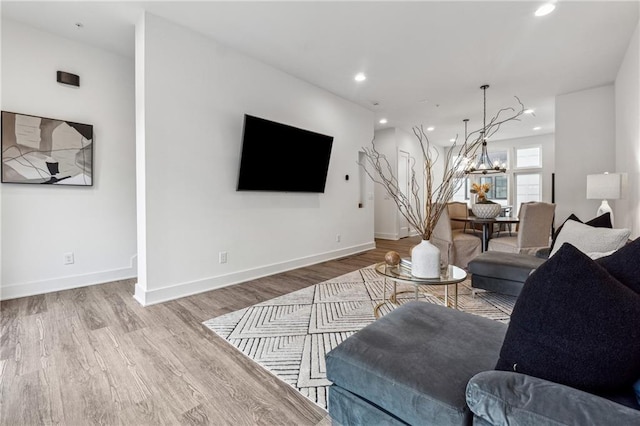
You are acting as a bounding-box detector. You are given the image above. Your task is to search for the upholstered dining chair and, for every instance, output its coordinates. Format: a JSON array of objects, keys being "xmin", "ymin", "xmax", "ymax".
[
  {"xmin": 487, "ymin": 202, "xmax": 556, "ymax": 255},
  {"xmin": 447, "ymin": 201, "xmax": 470, "ymax": 233},
  {"xmin": 432, "ymin": 206, "xmax": 482, "ymax": 269}
]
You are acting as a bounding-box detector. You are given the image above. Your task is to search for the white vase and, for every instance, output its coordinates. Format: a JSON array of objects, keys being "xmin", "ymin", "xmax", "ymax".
[{"xmin": 411, "ymin": 239, "xmax": 441, "ymax": 278}]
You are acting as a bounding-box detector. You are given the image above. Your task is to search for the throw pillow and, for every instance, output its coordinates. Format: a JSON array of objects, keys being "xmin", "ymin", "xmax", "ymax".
[
  {"xmin": 549, "ymin": 219, "xmax": 630, "ymax": 257},
  {"xmin": 597, "ymin": 238, "xmax": 640, "ymax": 294},
  {"xmin": 585, "ymin": 212, "xmax": 613, "ymax": 228},
  {"xmin": 549, "ymin": 213, "xmax": 612, "ymax": 251},
  {"xmin": 549, "ymin": 213, "xmax": 580, "ymax": 251},
  {"xmin": 495, "ymin": 243, "xmax": 640, "ymax": 392}
]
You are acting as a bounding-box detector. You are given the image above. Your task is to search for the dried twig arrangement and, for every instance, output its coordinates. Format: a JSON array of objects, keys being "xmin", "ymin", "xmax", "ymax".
[{"xmin": 361, "ymin": 97, "xmax": 524, "ymax": 240}]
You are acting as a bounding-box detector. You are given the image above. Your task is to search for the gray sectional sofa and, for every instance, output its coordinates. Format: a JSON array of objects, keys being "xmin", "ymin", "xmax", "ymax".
[
  {"xmin": 326, "ymin": 301, "xmax": 640, "ymax": 425},
  {"xmin": 327, "ymin": 235, "xmax": 640, "ymax": 425}
]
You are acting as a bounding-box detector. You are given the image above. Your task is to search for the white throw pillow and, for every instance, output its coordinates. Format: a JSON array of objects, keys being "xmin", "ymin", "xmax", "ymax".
[{"xmin": 550, "ymin": 219, "xmax": 630, "ymax": 257}]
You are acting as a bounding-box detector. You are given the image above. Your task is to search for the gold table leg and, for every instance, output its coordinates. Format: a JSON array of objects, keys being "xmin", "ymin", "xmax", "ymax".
[
  {"xmin": 374, "ymin": 280, "xmax": 459, "ymax": 318},
  {"xmin": 444, "ymin": 283, "xmax": 459, "ymax": 309},
  {"xmin": 374, "ymin": 279, "xmax": 399, "ymax": 318}
]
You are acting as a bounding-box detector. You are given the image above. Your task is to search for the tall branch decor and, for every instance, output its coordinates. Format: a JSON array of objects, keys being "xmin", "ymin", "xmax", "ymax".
[{"xmin": 361, "ymin": 95, "xmax": 525, "ymax": 243}]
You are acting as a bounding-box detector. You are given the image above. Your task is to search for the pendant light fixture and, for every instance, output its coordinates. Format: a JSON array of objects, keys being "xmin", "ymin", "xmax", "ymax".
[{"xmin": 465, "ymin": 85, "xmax": 507, "ymax": 175}]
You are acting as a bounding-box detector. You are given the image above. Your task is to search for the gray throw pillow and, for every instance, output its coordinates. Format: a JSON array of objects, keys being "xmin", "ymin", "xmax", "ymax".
[{"xmin": 550, "ymin": 219, "xmax": 630, "ymax": 258}]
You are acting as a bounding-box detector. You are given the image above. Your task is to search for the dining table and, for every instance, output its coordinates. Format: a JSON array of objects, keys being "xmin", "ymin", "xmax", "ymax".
[{"xmin": 450, "ymin": 216, "xmax": 520, "ymax": 251}]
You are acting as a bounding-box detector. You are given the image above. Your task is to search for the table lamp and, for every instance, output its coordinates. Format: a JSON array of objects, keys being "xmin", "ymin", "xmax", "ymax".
[{"xmin": 586, "ymin": 172, "xmax": 621, "ymax": 226}]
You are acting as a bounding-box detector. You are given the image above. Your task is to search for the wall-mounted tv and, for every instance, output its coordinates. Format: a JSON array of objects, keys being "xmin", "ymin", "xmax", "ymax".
[{"xmin": 237, "ymin": 115, "xmax": 334, "ymax": 193}]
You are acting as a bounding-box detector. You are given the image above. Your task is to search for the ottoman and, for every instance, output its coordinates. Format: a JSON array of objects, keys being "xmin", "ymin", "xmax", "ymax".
[
  {"xmin": 325, "ymin": 301, "xmax": 506, "ymax": 425},
  {"xmin": 467, "ymin": 251, "xmax": 546, "ymax": 297}
]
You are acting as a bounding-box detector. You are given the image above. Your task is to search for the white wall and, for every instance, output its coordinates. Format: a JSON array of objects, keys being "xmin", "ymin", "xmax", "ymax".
[
  {"xmin": 0, "ymin": 19, "xmax": 137, "ymax": 299},
  {"xmin": 555, "ymin": 85, "xmax": 616, "ymax": 226},
  {"xmin": 615, "ymin": 21, "xmax": 640, "ymax": 239},
  {"xmin": 134, "ymin": 13, "xmax": 374, "ymax": 305},
  {"xmin": 371, "ymin": 128, "xmax": 398, "ymax": 239},
  {"xmin": 371, "ymin": 127, "xmax": 431, "ymax": 241}
]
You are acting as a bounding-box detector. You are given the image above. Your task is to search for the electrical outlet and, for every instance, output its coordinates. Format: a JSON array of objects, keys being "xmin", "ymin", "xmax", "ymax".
[
  {"xmin": 63, "ymin": 252, "xmax": 74, "ymax": 265},
  {"xmin": 336, "ymin": 234, "xmax": 341, "ymax": 243},
  {"xmin": 219, "ymin": 251, "xmax": 228, "ymax": 264}
]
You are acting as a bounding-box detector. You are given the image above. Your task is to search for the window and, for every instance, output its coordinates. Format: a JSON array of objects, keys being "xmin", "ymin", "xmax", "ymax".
[
  {"xmin": 478, "ymin": 176, "xmax": 508, "ymax": 200},
  {"xmin": 451, "ymin": 177, "xmax": 470, "ymax": 202},
  {"xmin": 514, "ymin": 146, "xmax": 542, "ymax": 214},
  {"xmin": 516, "ymin": 146, "xmax": 541, "ymax": 168},
  {"xmin": 494, "ymin": 176, "xmax": 508, "ymax": 199},
  {"xmin": 515, "ymin": 173, "xmax": 541, "ymax": 213},
  {"xmin": 489, "ymin": 150, "xmax": 508, "ymax": 169},
  {"xmin": 450, "ymin": 150, "xmax": 508, "ymax": 202}
]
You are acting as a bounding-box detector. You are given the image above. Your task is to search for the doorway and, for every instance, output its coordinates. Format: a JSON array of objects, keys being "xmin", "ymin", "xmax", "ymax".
[{"xmin": 398, "ymin": 150, "xmax": 411, "ymax": 238}]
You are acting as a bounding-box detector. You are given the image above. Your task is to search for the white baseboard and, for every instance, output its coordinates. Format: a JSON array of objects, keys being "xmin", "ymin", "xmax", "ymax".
[
  {"xmin": 0, "ymin": 255, "xmax": 138, "ymax": 301},
  {"xmin": 133, "ymin": 241, "xmax": 376, "ymax": 307},
  {"xmin": 374, "ymin": 232, "xmax": 399, "ymax": 240}
]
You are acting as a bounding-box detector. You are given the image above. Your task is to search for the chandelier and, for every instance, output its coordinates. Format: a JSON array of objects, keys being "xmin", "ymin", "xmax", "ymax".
[{"xmin": 465, "ymin": 84, "xmax": 507, "ymax": 175}]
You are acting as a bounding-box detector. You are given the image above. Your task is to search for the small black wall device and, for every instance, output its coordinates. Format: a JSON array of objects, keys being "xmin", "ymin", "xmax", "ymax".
[{"xmin": 57, "ymin": 71, "xmax": 80, "ymax": 87}]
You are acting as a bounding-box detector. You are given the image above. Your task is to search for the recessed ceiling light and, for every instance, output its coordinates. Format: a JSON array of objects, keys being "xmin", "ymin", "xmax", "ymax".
[
  {"xmin": 533, "ymin": 126, "xmax": 541, "ymax": 130},
  {"xmin": 449, "ymin": 138, "xmax": 456, "ymax": 143},
  {"xmin": 426, "ymin": 127, "xmax": 435, "ymax": 131},
  {"xmin": 354, "ymin": 72, "xmax": 366, "ymax": 82},
  {"xmin": 535, "ymin": 3, "xmax": 556, "ymax": 17},
  {"xmin": 379, "ymin": 118, "xmax": 388, "ymax": 124},
  {"xmin": 524, "ymin": 109, "xmax": 535, "ymax": 114}
]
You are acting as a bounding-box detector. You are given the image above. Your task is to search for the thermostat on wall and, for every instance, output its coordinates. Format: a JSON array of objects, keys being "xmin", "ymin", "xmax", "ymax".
[{"xmin": 57, "ymin": 71, "xmax": 80, "ymax": 87}]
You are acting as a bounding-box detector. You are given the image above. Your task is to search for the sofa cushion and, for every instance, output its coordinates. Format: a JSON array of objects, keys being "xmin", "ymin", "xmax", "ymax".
[
  {"xmin": 326, "ymin": 301, "xmax": 506, "ymax": 426},
  {"xmin": 496, "ymin": 243, "xmax": 640, "ymax": 392},
  {"xmin": 549, "ymin": 219, "xmax": 630, "ymax": 257},
  {"xmin": 467, "ymin": 371, "xmax": 640, "ymax": 425},
  {"xmin": 468, "ymin": 251, "xmax": 545, "ymax": 283}
]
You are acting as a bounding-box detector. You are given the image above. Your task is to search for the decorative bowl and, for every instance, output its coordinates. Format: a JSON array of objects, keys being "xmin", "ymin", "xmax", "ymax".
[{"xmin": 472, "ymin": 202, "xmax": 502, "ymax": 219}]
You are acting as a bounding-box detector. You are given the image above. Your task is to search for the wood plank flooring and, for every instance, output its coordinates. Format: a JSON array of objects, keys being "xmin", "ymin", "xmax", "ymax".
[{"xmin": 0, "ymin": 237, "xmax": 419, "ymax": 425}]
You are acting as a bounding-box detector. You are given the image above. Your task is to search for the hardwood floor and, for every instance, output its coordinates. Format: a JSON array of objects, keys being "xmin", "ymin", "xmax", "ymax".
[{"xmin": 0, "ymin": 237, "xmax": 419, "ymax": 425}]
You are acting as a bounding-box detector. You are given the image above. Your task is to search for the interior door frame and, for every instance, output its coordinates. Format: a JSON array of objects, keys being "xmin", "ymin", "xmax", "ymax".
[{"xmin": 397, "ymin": 150, "xmax": 411, "ymax": 239}]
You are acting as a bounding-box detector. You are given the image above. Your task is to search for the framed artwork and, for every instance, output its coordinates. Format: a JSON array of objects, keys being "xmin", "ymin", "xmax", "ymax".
[{"xmin": 1, "ymin": 111, "xmax": 93, "ymax": 186}]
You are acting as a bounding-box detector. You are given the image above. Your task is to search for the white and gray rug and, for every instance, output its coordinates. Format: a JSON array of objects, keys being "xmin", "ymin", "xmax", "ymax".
[{"xmin": 203, "ymin": 265, "xmax": 515, "ymax": 409}]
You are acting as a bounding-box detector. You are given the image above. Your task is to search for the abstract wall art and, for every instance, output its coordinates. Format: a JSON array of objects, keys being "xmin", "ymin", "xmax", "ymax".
[{"xmin": 1, "ymin": 111, "xmax": 93, "ymax": 186}]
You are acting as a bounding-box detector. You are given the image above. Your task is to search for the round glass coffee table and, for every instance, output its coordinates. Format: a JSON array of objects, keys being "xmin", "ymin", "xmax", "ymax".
[{"xmin": 373, "ymin": 262, "xmax": 467, "ymax": 318}]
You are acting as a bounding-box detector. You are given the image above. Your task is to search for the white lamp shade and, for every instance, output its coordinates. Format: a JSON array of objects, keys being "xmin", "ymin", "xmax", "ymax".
[{"xmin": 586, "ymin": 173, "xmax": 622, "ymax": 200}]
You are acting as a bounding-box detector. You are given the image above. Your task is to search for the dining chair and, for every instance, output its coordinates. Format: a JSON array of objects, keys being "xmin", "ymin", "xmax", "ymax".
[
  {"xmin": 432, "ymin": 206, "xmax": 482, "ymax": 269},
  {"xmin": 447, "ymin": 201, "xmax": 471, "ymax": 233},
  {"xmin": 487, "ymin": 202, "xmax": 556, "ymax": 255}
]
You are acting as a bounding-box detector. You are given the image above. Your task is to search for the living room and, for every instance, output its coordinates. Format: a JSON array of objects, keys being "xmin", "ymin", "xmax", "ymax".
[{"xmin": 1, "ymin": 1, "xmax": 639, "ymax": 425}]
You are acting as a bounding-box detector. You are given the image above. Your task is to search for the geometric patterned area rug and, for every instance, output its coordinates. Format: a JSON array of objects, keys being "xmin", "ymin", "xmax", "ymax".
[{"xmin": 203, "ymin": 264, "xmax": 516, "ymax": 410}]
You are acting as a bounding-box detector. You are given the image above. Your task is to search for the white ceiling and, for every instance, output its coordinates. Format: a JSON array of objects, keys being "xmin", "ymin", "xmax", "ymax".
[{"xmin": 2, "ymin": 1, "xmax": 638, "ymax": 145}]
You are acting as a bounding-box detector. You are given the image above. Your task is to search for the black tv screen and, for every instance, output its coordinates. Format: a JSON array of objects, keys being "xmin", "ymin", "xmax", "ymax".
[{"xmin": 237, "ymin": 115, "xmax": 334, "ymax": 193}]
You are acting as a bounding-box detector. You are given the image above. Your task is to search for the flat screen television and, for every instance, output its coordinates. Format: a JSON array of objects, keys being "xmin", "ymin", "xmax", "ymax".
[{"xmin": 237, "ymin": 115, "xmax": 334, "ymax": 193}]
